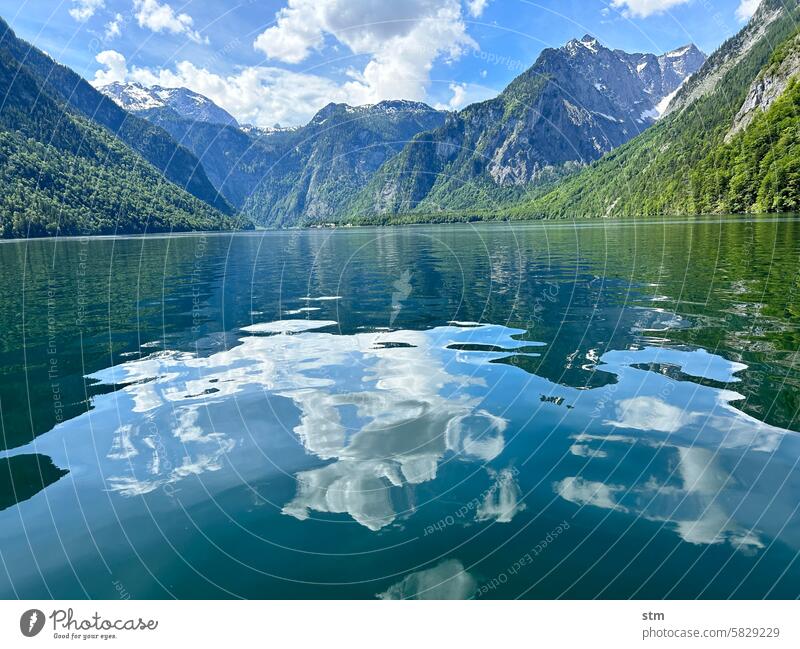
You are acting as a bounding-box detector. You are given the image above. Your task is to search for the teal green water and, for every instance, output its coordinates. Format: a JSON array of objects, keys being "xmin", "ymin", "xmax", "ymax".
[{"xmin": 1, "ymin": 218, "xmax": 800, "ymax": 599}]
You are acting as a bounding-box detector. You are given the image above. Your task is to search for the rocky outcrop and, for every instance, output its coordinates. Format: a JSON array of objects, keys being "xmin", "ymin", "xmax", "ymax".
[
  {"xmin": 727, "ymin": 31, "xmax": 800, "ymax": 140},
  {"xmin": 665, "ymin": 1, "xmax": 784, "ymax": 117}
]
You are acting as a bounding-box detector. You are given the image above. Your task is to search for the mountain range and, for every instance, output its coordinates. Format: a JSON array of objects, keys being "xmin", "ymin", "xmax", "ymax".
[
  {"xmin": 349, "ymin": 37, "xmax": 706, "ymax": 219},
  {"xmin": 96, "ymin": 35, "xmax": 704, "ymax": 228},
  {"xmin": 2, "ymin": 1, "xmax": 799, "ymax": 237}
]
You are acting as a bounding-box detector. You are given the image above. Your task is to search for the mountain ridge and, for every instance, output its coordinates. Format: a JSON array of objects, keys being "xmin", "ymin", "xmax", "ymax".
[
  {"xmin": 94, "ymin": 36, "xmax": 705, "ymax": 229},
  {"xmin": 100, "ymin": 81, "xmax": 240, "ymax": 127},
  {"xmin": 96, "ymin": 75, "xmax": 451, "ymax": 223},
  {"xmin": 518, "ymin": 0, "xmax": 800, "ymax": 218},
  {"xmin": 0, "ymin": 17, "xmax": 233, "ymax": 216},
  {"xmin": 337, "ymin": 0, "xmax": 800, "ymax": 224},
  {"xmin": 0, "ymin": 28, "xmax": 239, "ymax": 238},
  {"xmin": 345, "ymin": 34, "xmax": 706, "ymax": 221}
]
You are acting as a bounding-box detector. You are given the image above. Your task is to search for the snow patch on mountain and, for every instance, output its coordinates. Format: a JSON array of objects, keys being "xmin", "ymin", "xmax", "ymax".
[{"xmin": 99, "ymin": 81, "xmax": 239, "ymax": 127}]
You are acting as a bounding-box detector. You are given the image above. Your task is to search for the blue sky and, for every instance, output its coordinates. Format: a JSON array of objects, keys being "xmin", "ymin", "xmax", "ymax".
[{"xmin": 0, "ymin": 0, "xmax": 761, "ymax": 126}]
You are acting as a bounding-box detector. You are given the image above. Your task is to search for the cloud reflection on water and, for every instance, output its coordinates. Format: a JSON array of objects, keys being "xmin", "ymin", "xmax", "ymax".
[
  {"xmin": 11, "ymin": 319, "xmax": 800, "ymax": 555},
  {"xmin": 86, "ymin": 321, "xmax": 524, "ymax": 530}
]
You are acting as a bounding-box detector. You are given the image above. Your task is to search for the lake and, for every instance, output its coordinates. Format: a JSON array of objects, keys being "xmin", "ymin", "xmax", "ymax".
[{"xmin": 1, "ymin": 217, "xmax": 799, "ymax": 599}]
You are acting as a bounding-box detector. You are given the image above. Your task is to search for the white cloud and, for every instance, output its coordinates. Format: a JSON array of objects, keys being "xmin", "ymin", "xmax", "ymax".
[
  {"xmin": 69, "ymin": 0, "xmax": 104, "ymax": 22},
  {"xmin": 254, "ymin": 0, "xmax": 476, "ymax": 105},
  {"xmin": 440, "ymin": 82, "xmax": 467, "ymax": 109},
  {"xmin": 610, "ymin": 0, "xmax": 691, "ymax": 18},
  {"xmin": 93, "ymin": 50, "xmax": 128, "ymax": 85},
  {"xmin": 435, "ymin": 81, "xmax": 496, "ymax": 110},
  {"xmin": 104, "ymin": 13, "xmax": 123, "ymax": 40},
  {"xmin": 92, "ymin": 51, "xmax": 350, "ymax": 126},
  {"xmin": 253, "ymin": 0, "xmax": 324, "ymax": 64},
  {"xmin": 466, "ymin": 0, "xmax": 490, "ymax": 18},
  {"xmin": 133, "ymin": 0, "xmax": 208, "ymax": 44},
  {"xmin": 93, "ymin": 6, "xmax": 492, "ymax": 129},
  {"xmin": 736, "ymin": 0, "xmax": 761, "ymax": 22},
  {"xmin": 94, "ymin": 0, "xmax": 494, "ymax": 127}
]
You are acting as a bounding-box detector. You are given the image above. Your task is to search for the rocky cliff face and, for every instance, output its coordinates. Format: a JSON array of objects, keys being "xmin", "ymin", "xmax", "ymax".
[
  {"xmin": 351, "ymin": 35, "xmax": 705, "ymax": 217},
  {"xmin": 727, "ymin": 31, "xmax": 800, "ymax": 139},
  {"xmin": 519, "ymin": 0, "xmax": 800, "ymax": 219},
  {"xmin": 240, "ymin": 100, "xmax": 448, "ymax": 226},
  {"xmin": 665, "ymin": 1, "xmax": 785, "ymax": 118}
]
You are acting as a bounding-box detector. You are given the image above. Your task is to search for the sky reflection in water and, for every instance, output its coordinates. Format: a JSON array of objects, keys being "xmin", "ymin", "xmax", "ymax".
[
  {"xmin": 10, "ymin": 316, "xmax": 799, "ymax": 596},
  {"xmin": 2, "ymin": 222, "xmax": 800, "ymax": 598}
]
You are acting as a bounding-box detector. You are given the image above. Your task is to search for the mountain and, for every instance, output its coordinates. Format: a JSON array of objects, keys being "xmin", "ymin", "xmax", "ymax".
[
  {"xmin": 520, "ymin": 0, "xmax": 800, "ymax": 218},
  {"xmin": 100, "ymin": 81, "xmax": 239, "ymax": 127},
  {"xmin": 0, "ymin": 18, "xmax": 231, "ymax": 216},
  {"xmin": 615, "ymin": 43, "xmax": 707, "ymax": 113},
  {"xmin": 101, "ymin": 87, "xmax": 447, "ymax": 225},
  {"xmin": 347, "ymin": 36, "xmax": 705, "ymax": 218},
  {"xmin": 97, "ymin": 81, "xmax": 447, "ymax": 225},
  {"xmin": 0, "ymin": 21, "xmax": 240, "ymax": 238},
  {"xmin": 241, "ymin": 100, "xmax": 448, "ymax": 226},
  {"xmin": 101, "ymin": 104, "xmax": 279, "ymax": 209}
]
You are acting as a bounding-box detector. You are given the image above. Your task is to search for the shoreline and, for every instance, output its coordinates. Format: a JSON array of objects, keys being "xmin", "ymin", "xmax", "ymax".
[{"xmin": 2, "ymin": 212, "xmax": 800, "ymax": 242}]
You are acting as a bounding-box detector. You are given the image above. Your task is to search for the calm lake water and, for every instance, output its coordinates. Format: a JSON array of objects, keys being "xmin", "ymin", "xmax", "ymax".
[{"xmin": 1, "ymin": 217, "xmax": 799, "ymax": 599}]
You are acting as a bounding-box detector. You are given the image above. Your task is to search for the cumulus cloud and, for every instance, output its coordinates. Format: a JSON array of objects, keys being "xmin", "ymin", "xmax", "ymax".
[
  {"xmin": 93, "ymin": 0, "xmax": 492, "ymax": 126},
  {"xmin": 736, "ymin": 0, "xmax": 761, "ymax": 22},
  {"xmin": 610, "ymin": 0, "xmax": 691, "ymax": 18},
  {"xmin": 133, "ymin": 0, "xmax": 208, "ymax": 44},
  {"xmin": 254, "ymin": 0, "xmax": 476, "ymax": 105},
  {"xmin": 440, "ymin": 82, "xmax": 467, "ymax": 109},
  {"xmin": 92, "ymin": 50, "xmax": 351, "ymax": 126},
  {"xmin": 69, "ymin": 0, "xmax": 104, "ymax": 22},
  {"xmin": 466, "ymin": 0, "xmax": 490, "ymax": 18},
  {"xmin": 93, "ymin": 50, "xmax": 128, "ymax": 85}
]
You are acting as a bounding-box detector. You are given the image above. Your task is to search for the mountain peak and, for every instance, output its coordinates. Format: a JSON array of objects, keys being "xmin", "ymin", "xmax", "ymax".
[
  {"xmin": 664, "ymin": 43, "xmax": 704, "ymax": 59},
  {"xmin": 372, "ymin": 99, "xmax": 438, "ymax": 114},
  {"xmin": 565, "ymin": 33, "xmax": 602, "ymax": 54},
  {"xmin": 310, "ymin": 99, "xmax": 440, "ymax": 125},
  {"xmin": 99, "ymin": 81, "xmax": 238, "ymax": 127}
]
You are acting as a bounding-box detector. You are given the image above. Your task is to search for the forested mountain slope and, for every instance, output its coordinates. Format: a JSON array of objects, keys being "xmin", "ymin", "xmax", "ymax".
[
  {"xmin": 0, "ymin": 18, "xmax": 231, "ymax": 215},
  {"xmin": 0, "ymin": 31, "xmax": 239, "ymax": 237}
]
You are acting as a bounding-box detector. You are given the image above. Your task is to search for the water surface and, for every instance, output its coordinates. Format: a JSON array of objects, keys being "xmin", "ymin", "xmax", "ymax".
[{"xmin": 1, "ymin": 218, "xmax": 799, "ymax": 598}]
